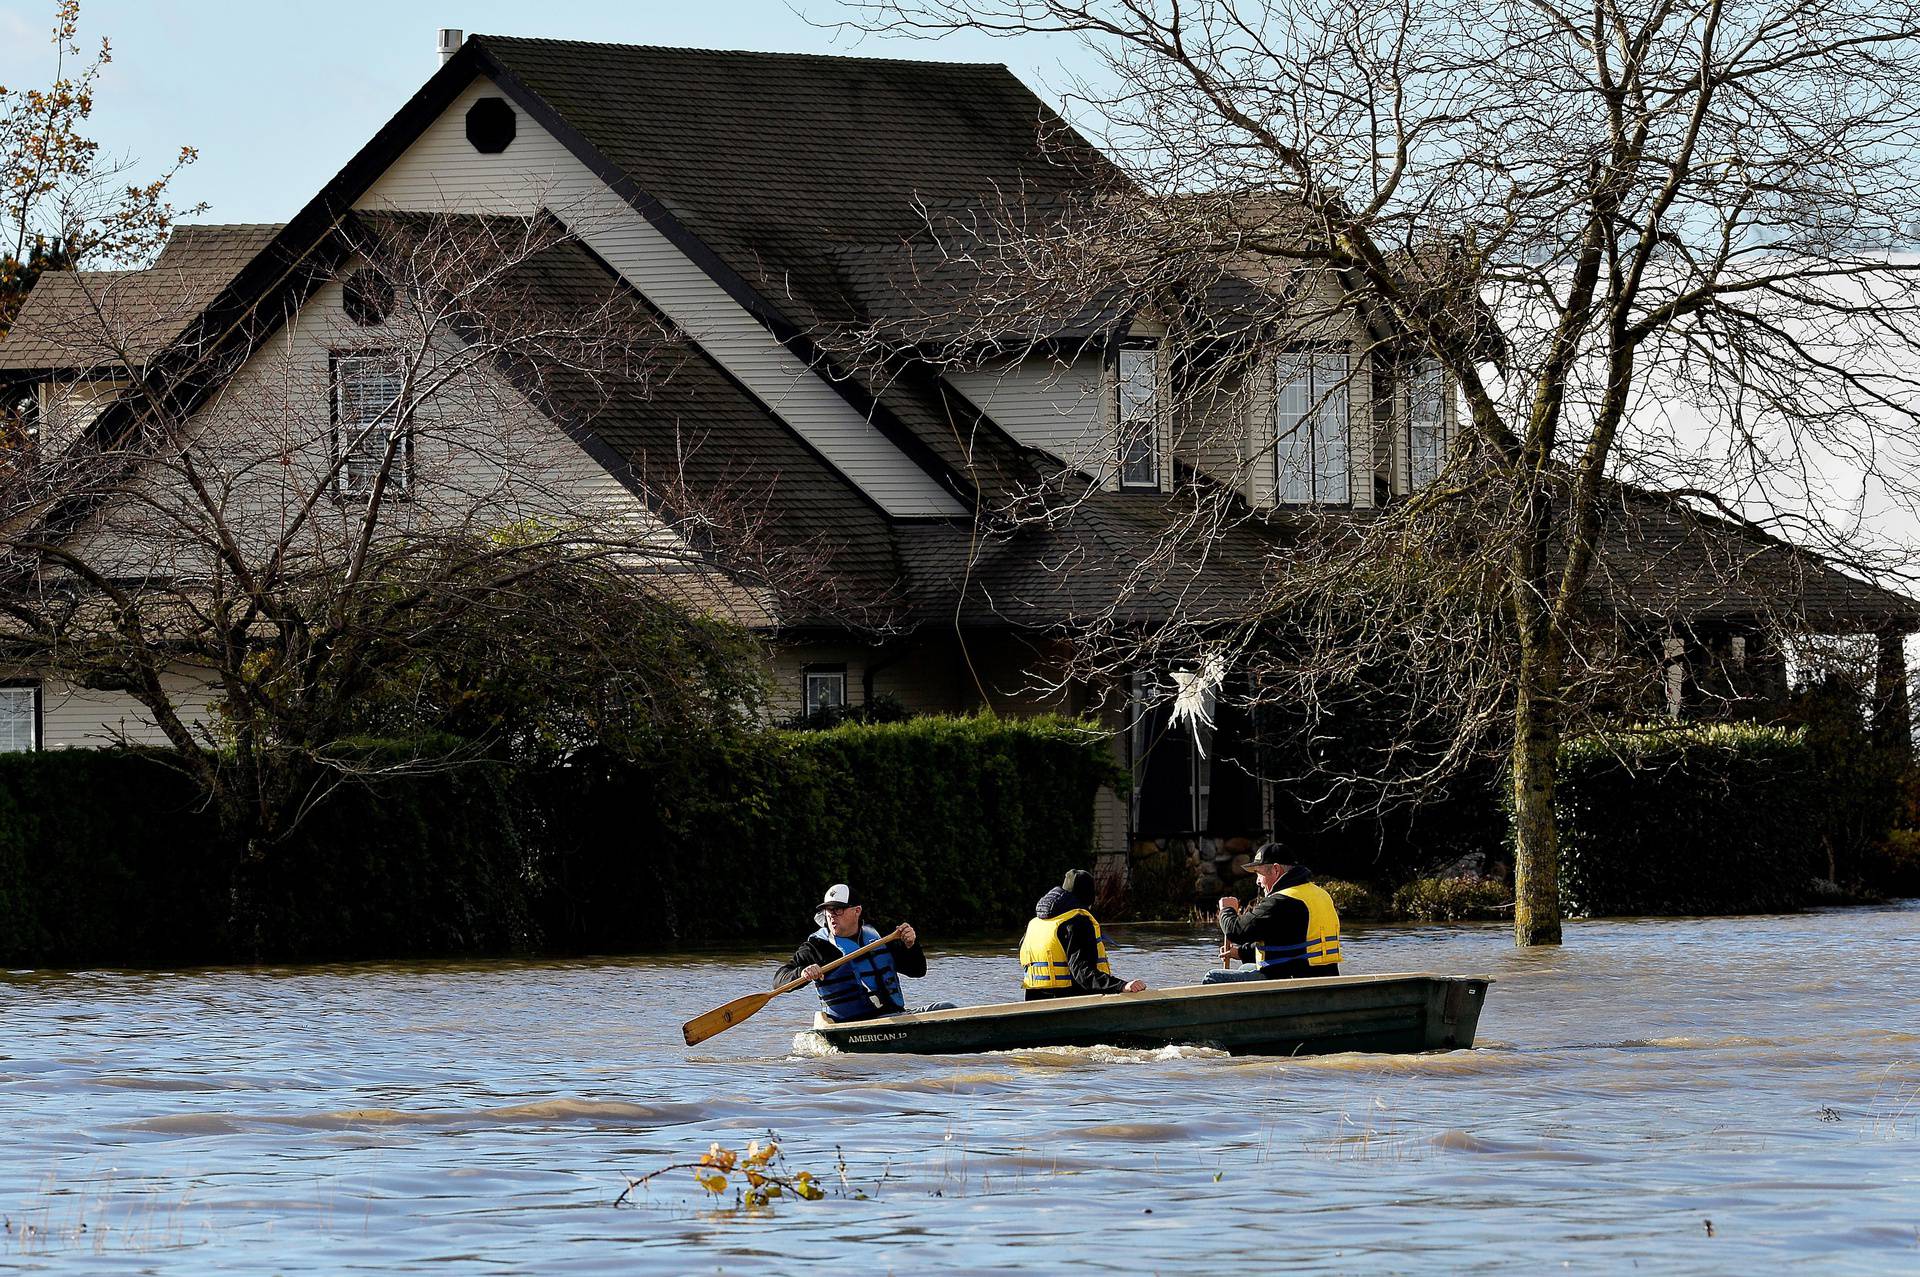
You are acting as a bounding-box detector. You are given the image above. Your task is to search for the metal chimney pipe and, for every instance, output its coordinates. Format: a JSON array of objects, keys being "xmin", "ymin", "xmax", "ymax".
[{"xmin": 438, "ymin": 28, "xmax": 463, "ymax": 64}]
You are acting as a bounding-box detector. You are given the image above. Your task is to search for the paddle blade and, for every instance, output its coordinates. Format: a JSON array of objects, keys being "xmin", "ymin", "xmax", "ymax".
[{"xmin": 683, "ymin": 990, "xmax": 777, "ymax": 1046}]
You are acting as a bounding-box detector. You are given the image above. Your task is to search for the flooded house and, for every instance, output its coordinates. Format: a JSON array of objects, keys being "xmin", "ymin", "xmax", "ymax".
[{"xmin": 1, "ymin": 33, "xmax": 1912, "ymax": 867}]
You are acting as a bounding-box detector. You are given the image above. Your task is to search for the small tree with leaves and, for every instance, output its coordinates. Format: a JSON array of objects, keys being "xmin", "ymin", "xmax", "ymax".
[{"xmin": 0, "ymin": 0, "xmax": 201, "ymax": 337}]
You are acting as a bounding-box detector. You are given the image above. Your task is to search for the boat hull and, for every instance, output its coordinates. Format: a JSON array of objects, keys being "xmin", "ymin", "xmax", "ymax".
[{"xmin": 811, "ymin": 972, "xmax": 1491, "ymax": 1056}]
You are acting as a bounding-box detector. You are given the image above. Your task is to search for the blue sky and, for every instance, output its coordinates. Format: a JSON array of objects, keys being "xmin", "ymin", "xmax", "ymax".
[{"xmin": 0, "ymin": 0, "xmax": 1097, "ymax": 226}]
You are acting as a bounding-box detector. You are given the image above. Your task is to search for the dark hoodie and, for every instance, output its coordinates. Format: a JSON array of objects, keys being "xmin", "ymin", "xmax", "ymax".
[
  {"xmin": 1026, "ymin": 887, "xmax": 1127, "ymax": 999},
  {"xmin": 1219, "ymin": 865, "xmax": 1332, "ymax": 978}
]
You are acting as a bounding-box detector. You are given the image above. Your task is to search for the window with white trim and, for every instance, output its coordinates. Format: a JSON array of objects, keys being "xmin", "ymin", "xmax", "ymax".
[
  {"xmin": 0, "ymin": 684, "xmax": 39, "ymax": 753},
  {"xmin": 804, "ymin": 668, "xmax": 847, "ymax": 717},
  {"xmin": 1407, "ymin": 358, "xmax": 1446, "ymax": 490},
  {"xmin": 1275, "ymin": 352, "xmax": 1351, "ymax": 504},
  {"xmin": 332, "ymin": 352, "xmax": 408, "ymax": 498},
  {"xmin": 1117, "ymin": 343, "xmax": 1160, "ymax": 490}
]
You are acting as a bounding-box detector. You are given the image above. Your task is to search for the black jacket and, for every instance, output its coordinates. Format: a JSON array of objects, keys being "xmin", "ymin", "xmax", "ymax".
[
  {"xmin": 774, "ymin": 927, "xmax": 927, "ymax": 991},
  {"xmin": 1220, "ymin": 865, "xmax": 1323, "ymax": 978},
  {"xmin": 1025, "ymin": 887, "xmax": 1127, "ymax": 999}
]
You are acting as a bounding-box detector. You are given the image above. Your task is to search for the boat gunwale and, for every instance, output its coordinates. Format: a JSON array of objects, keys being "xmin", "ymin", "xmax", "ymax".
[{"xmin": 813, "ymin": 971, "xmax": 1494, "ymax": 1034}]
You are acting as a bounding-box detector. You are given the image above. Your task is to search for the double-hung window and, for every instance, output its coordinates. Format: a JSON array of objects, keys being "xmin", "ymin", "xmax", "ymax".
[
  {"xmin": 1116, "ymin": 343, "xmax": 1161, "ymax": 490},
  {"xmin": 804, "ymin": 667, "xmax": 847, "ymax": 717},
  {"xmin": 332, "ymin": 352, "xmax": 408, "ymax": 498},
  {"xmin": 0, "ymin": 683, "xmax": 39, "ymax": 752},
  {"xmin": 1407, "ymin": 358, "xmax": 1446, "ymax": 490},
  {"xmin": 1275, "ymin": 352, "xmax": 1351, "ymax": 504}
]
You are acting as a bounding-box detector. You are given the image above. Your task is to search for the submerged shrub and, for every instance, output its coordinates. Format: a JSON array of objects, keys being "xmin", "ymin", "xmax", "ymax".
[
  {"xmin": 1868, "ymin": 829, "xmax": 1920, "ymax": 897},
  {"xmin": 1389, "ymin": 875, "xmax": 1510, "ymax": 922},
  {"xmin": 1319, "ymin": 878, "xmax": 1390, "ymax": 921}
]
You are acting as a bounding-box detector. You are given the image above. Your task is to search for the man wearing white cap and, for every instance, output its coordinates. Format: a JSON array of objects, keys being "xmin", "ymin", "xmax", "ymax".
[{"xmin": 773, "ymin": 884, "xmax": 944, "ymax": 1022}]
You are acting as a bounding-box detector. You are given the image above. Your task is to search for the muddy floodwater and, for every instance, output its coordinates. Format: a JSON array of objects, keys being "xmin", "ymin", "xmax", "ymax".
[{"xmin": 2, "ymin": 904, "xmax": 1917, "ymax": 1274}]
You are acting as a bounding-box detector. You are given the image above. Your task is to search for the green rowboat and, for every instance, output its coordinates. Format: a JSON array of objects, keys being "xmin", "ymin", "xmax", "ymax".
[{"xmin": 810, "ymin": 972, "xmax": 1492, "ymax": 1057}]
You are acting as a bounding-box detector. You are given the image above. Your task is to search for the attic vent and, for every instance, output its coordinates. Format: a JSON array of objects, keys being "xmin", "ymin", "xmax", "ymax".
[
  {"xmin": 343, "ymin": 270, "xmax": 396, "ymax": 327},
  {"xmin": 466, "ymin": 97, "xmax": 516, "ymax": 154}
]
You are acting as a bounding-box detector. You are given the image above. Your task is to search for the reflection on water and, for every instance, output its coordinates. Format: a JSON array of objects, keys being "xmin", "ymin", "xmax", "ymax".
[{"xmin": 3, "ymin": 904, "xmax": 1917, "ymax": 1274}]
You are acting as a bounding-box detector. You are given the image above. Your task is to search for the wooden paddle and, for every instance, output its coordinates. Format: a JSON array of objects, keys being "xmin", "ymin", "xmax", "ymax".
[{"xmin": 682, "ymin": 926, "xmax": 905, "ymax": 1046}]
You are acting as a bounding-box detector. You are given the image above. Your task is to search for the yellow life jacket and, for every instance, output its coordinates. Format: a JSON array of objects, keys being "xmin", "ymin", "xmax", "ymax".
[
  {"xmin": 1019, "ymin": 908, "xmax": 1112, "ymax": 990},
  {"xmin": 1252, "ymin": 883, "xmax": 1342, "ymax": 973}
]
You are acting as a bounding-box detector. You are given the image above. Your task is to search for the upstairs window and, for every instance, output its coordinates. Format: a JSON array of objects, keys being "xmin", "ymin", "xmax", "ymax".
[
  {"xmin": 1275, "ymin": 352, "xmax": 1350, "ymax": 504},
  {"xmin": 0, "ymin": 683, "xmax": 39, "ymax": 752},
  {"xmin": 331, "ymin": 352, "xmax": 408, "ymax": 498},
  {"xmin": 1407, "ymin": 358, "xmax": 1446, "ymax": 490},
  {"xmin": 1116, "ymin": 343, "xmax": 1160, "ymax": 490}
]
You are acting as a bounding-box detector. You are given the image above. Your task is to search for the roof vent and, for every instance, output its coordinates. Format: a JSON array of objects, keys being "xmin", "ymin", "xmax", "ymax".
[{"xmin": 438, "ymin": 28, "xmax": 463, "ymax": 64}]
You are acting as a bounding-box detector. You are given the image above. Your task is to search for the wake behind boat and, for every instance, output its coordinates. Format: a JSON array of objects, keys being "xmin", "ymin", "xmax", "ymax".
[{"xmin": 808, "ymin": 972, "xmax": 1492, "ymax": 1057}]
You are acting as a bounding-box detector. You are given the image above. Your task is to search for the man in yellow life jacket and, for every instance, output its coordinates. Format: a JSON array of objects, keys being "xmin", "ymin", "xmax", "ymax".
[
  {"xmin": 1019, "ymin": 869, "xmax": 1147, "ymax": 1000},
  {"xmin": 1205, "ymin": 844, "xmax": 1342, "ymax": 984}
]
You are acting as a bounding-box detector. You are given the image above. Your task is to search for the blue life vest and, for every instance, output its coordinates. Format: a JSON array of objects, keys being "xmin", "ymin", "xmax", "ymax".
[{"xmin": 813, "ymin": 925, "xmax": 905, "ymax": 1022}]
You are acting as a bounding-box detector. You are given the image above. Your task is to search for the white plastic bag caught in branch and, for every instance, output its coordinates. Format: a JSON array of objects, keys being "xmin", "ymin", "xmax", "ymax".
[{"xmin": 1167, "ymin": 651, "xmax": 1226, "ymax": 759}]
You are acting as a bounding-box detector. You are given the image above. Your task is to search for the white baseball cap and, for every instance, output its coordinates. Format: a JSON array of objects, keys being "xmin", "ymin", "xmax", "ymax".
[{"xmin": 814, "ymin": 883, "xmax": 861, "ymax": 925}]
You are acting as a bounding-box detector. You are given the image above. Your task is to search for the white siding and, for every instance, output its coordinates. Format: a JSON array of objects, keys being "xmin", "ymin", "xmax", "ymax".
[
  {"xmin": 947, "ymin": 355, "xmax": 1114, "ymax": 486},
  {"xmin": 60, "ymin": 269, "xmax": 690, "ymax": 584},
  {"xmin": 1177, "ymin": 364, "xmax": 1254, "ymax": 499},
  {"xmin": 359, "ymin": 77, "xmax": 964, "ymax": 518},
  {"xmin": 37, "ymin": 379, "xmax": 128, "ymax": 455},
  {"xmin": 36, "ymin": 666, "xmax": 220, "ymax": 749}
]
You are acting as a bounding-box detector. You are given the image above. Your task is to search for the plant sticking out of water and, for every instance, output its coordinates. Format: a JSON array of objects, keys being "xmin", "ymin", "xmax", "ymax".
[
  {"xmin": 614, "ymin": 1134, "xmax": 827, "ymax": 1210},
  {"xmin": 1866, "ymin": 1065, "xmax": 1919, "ymax": 1142}
]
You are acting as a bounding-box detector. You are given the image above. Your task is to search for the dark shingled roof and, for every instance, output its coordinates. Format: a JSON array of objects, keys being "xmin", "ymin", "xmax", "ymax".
[
  {"xmin": 472, "ymin": 36, "xmax": 1089, "ymax": 499},
  {"xmin": 1, "ymin": 44, "xmax": 1908, "ymax": 639},
  {"xmin": 404, "ymin": 215, "xmax": 911, "ymax": 622},
  {"xmin": 1585, "ymin": 485, "xmax": 1920, "ymax": 632},
  {"xmin": 474, "ymin": 38, "xmax": 1109, "ymax": 329}
]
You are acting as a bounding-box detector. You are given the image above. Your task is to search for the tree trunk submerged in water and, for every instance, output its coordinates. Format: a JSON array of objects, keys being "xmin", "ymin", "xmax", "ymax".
[{"xmin": 1511, "ymin": 655, "xmax": 1564, "ymax": 947}]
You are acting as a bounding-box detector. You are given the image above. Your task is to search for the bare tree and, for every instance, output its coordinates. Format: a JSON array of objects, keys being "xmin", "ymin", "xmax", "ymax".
[
  {"xmin": 845, "ymin": 0, "xmax": 1920, "ymax": 943},
  {"xmin": 0, "ymin": 210, "xmax": 838, "ymax": 945}
]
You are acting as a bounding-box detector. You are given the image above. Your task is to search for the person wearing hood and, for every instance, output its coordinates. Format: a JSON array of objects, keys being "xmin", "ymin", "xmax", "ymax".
[
  {"xmin": 774, "ymin": 883, "xmax": 943, "ymax": 1023},
  {"xmin": 1019, "ymin": 869, "xmax": 1147, "ymax": 999},
  {"xmin": 1205, "ymin": 844, "xmax": 1342, "ymax": 984}
]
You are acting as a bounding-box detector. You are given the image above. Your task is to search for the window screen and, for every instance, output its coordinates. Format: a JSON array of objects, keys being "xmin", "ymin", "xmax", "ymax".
[
  {"xmin": 1408, "ymin": 358, "xmax": 1446, "ymax": 490},
  {"xmin": 0, "ymin": 685, "xmax": 37, "ymax": 753},
  {"xmin": 333, "ymin": 353, "xmax": 407, "ymax": 497},
  {"xmin": 1117, "ymin": 345, "xmax": 1160, "ymax": 489}
]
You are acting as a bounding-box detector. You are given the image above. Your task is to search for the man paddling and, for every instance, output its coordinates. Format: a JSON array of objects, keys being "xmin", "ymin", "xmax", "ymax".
[
  {"xmin": 775, "ymin": 883, "xmax": 948, "ymax": 1022},
  {"xmin": 1205, "ymin": 844, "xmax": 1342, "ymax": 983},
  {"xmin": 1020, "ymin": 869, "xmax": 1147, "ymax": 999}
]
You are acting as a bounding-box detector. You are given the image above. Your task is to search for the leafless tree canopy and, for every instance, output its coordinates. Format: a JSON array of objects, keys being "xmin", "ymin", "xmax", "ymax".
[{"xmin": 846, "ymin": 0, "xmax": 1920, "ymax": 941}]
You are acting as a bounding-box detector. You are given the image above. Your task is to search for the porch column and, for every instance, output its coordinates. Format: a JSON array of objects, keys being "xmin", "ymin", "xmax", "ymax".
[{"xmin": 1872, "ymin": 630, "xmax": 1912, "ymax": 759}]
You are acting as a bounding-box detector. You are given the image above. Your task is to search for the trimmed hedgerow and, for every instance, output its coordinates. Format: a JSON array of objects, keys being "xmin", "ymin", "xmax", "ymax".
[
  {"xmin": 0, "ymin": 749, "xmax": 229, "ymax": 966},
  {"xmin": 0, "ymin": 716, "xmax": 1122, "ymax": 965},
  {"xmin": 1555, "ymin": 723, "xmax": 1830, "ymax": 918},
  {"xmin": 0, "ymin": 747, "xmax": 536, "ymax": 967},
  {"xmin": 536, "ymin": 715, "xmax": 1125, "ymax": 949}
]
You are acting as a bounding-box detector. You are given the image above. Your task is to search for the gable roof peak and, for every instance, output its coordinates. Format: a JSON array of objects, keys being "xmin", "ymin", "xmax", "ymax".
[{"xmin": 468, "ymin": 32, "xmax": 1008, "ymax": 72}]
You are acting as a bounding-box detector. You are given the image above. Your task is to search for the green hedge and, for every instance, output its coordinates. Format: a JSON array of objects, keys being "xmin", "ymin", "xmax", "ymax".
[
  {"xmin": 0, "ymin": 716, "xmax": 1121, "ymax": 965},
  {"xmin": 1555, "ymin": 724, "xmax": 1830, "ymax": 917},
  {"xmin": 0, "ymin": 750, "xmax": 228, "ymax": 965},
  {"xmin": 0, "ymin": 749, "xmax": 537, "ymax": 967},
  {"xmin": 538, "ymin": 715, "xmax": 1124, "ymax": 948}
]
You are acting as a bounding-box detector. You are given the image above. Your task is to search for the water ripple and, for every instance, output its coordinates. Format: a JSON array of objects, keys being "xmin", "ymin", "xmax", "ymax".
[{"xmin": 2, "ymin": 901, "xmax": 1916, "ymax": 1274}]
